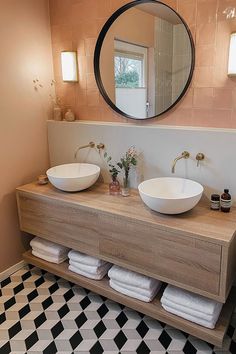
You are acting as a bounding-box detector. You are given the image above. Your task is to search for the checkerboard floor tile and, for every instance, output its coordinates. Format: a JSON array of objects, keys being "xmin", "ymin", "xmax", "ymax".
[{"xmin": 0, "ymin": 265, "xmax": 235, "ymax": 353}]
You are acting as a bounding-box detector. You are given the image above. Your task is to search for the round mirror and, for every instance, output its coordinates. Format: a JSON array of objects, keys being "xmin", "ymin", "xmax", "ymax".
[{"xmin": 94, "ymin": 0, "xmax": 195, "ymax": 120}]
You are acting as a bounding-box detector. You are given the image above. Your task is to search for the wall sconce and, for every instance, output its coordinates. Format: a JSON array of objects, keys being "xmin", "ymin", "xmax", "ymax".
[
  {"xmin": 61, "ymin": 51, "xmax": 78, "ymax": 82},
  {"xmin": 228, "ymin": 33, "xmax": 236, "ymax": 76}
]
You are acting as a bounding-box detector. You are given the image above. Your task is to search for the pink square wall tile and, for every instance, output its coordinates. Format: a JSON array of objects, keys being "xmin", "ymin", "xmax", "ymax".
[
  {"xmin": 99, "ymin": 100, "xmax": 128, "ymax": 122},
  {"xmin": 193, "ymin": 88, "xmax": 214, "ymax": 108},
  {"xmin": 196, "ymin": 23, "xmax": 216, "ymax": 45},
  {"xmin": 75, "ymin": 88, "xmax": 87, "ymax": 108},
  {"xmin": 196, "ymin": 0, "xmax": 217, "ymax": 25},
  {"xmin": 172, "ymin": 108, "xmax": 193, "ymax": 126},
  {"xmin": 84, "ymin": 38, "xmax": 97, "ymax": 56},
  {"xmin": 194, "ymin": 67, "xmax": 214, "ymax": 87},
  {"xmin": 85, "ymin": 56, "xmax": 94, "ymax": 74},
  {"xmin": 196, "ymin": 45, "xmax": 215, "ymax": 67},
  {"xmin": 213, "ymin": 88, "xmax": 233, "ymax": 109},
  {"xmin": 233, "ymin": 89, "xmax": 236, "ymax": 110},
  {"xmin": 192, "ymin": 108, "xmax": 232, "ymax": 127},
  {"xmin": 231, "ymin": 110, "xmax": 236, "ymax": 128},
  {"xmin": 179, "ymin": 88, "xmax": 194, "ymax": 109},
  {"xmin": 177, "ymin": 0, "xmax": 196, "ymax": 27},
  {"xmin": 78, "ymin": 106, "xmax": 102, "ymax": 121},
  {"xmin": 86, "ymin": 73, "xmax": 97, "ymax": 90},
  {"xmin": 87, "ymin": 89, "xmax": 100, "ymax": 107},
  {"xmin": 193, "ymin": 88, "xmax": 233, "ymax": 109},
  {"xmin": 213, "ymin": 66, "xmax": 236, "ymax": 89}
]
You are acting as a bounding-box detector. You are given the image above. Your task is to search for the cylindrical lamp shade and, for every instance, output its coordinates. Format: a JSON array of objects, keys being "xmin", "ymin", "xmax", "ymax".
[
  {"xmin": 228, "ymin": 33, "xmax": 236, "ymax": 76},
  {"xmin": 61, "ymin": 51, "xmax": 78, "ymax": 82}
]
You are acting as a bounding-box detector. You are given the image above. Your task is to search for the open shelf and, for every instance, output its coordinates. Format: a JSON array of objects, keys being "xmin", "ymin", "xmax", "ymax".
[{"xmin": 23, "ymin": 250, "xmax": 236, "ymax": 347}]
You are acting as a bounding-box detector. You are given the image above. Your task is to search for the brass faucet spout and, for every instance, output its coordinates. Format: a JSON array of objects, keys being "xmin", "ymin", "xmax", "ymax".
[
  {"xmin": 171, "ymin": 151, "xmax": 190, "ymax": 174},
  {"xmin": 74, "ymin": 141, "xmax": 95, "ymax": 160}
]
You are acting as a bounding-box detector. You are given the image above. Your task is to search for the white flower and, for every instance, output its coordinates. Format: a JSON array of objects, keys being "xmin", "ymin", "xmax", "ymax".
[{"xmin": 127, "ymin": 146, "xmax": 137, "ymax": 158}]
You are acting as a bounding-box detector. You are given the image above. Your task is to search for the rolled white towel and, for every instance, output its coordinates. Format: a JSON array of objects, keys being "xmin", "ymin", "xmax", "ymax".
[
  {"xmin": 68, "ymin": 250, "xmax": 106, "ymax": 267},
  {"xmin": 162, "ymin": 285, "xmax": 221, "ymax": 316},
  {"xmin": 30, "ymin": 237, "xmax": 69, "ymax": 257},
  {"xmin": 112, "ymin": 279, "xmax": 162, "ymax": 298},
  {"xmin": 109, "ymin": 280, "xmax": 159, "ymax": 303},
  {"xmin": 161, "ymin": 297, "xmax": 222, "ymax": 323},
  {"xmin": 108, "ymin": 265, "xmax": 158, "ymax": 291},
  {"xmin": 69, "ymin": 263, "xmax": 110, "ymax": 280},
  {"xmin": 162, "ymin": 303, "xmax": 222, "ymax": 329},
  {"xmin": 32, "ymin": 249, "xmax": 67, "ymax": 264},
  {"xmin": 69, "ymin": 259, "xmax": 111, "ymax": 275}
]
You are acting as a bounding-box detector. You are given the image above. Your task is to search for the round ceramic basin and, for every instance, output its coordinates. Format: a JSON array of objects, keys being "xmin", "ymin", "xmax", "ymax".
[
  {"xmin": 46, "ymin": 163, "xmax": 100, "ymax": 192},
  {"xmin": 138, "ymin": 177, "xmax": 204, "ymax": 214}
]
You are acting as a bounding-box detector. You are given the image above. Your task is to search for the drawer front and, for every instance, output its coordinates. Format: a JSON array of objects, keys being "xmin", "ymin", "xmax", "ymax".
[
  {"xmin": 17, "ymin": 192, "xmax": 221, "ymax": 297},
  {"xmin": 17, "ymin": 193, "xmax": 103, "ymax": 255},
  {"xmin": 99, "ymin": 215, "xmax": 221, "ymax": 296}
]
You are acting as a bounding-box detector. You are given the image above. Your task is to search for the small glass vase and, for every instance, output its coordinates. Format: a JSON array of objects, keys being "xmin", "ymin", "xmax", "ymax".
[
  {"xmin": 109, "ymin": 176, "xmax": 120, "ymax": 195},
  {"xmin": 121, "ymin": 176, "xmax": 130, "ymax": 197}
]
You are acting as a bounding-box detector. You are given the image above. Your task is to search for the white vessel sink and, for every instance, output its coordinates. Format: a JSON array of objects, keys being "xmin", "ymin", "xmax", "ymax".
[
  {"xmin": 46, "ymin": 163, "xmax": 100, "ymax": 192},
  {"xmin": 138, "ymin": 177, "xmax": 204, "ymax": 214}
]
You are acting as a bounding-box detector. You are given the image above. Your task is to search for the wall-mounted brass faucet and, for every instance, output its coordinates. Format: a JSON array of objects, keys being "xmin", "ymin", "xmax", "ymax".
[
  {"xmin": 171, "ymin": 151, "xmax": 190, "ymax": 173},
  {"xmin": 74, "ymin": 142, "xmax": 105, "ymax": 160},
  {"xmin": 74, "ymin": 141, "xmax": 95, "ymax": 160}
]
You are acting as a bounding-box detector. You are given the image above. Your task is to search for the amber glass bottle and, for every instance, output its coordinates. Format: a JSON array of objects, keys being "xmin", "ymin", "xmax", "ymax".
[{"xmin": 220, "ymin": 189, "xmax": 232, "ymax": 213}]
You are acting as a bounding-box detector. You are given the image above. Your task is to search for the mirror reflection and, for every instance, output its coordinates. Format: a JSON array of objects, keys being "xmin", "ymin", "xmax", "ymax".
[{"xmin": 97, "ymin": 2, "xmax": 194, "ymax": 119}]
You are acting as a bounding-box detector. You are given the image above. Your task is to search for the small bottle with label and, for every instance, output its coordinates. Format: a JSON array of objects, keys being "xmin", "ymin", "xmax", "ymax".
[
  {"xmin": 211, "ymin": 194, "xmax": 220, "ymax": 210},
  {"xmin": 221, "ymin": 189, "xmax": 232, "ymax": 213}
]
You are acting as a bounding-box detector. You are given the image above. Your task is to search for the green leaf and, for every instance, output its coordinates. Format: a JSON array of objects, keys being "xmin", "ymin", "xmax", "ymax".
[{"xmin": 104, "ymin": 152, "xmax": 107, "ymax": 158}]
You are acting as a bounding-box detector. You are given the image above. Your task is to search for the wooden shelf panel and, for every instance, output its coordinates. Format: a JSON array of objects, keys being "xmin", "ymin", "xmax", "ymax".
[{"xmin": 23, "ymin": 250, "xmax": 236, "ymax": 347}]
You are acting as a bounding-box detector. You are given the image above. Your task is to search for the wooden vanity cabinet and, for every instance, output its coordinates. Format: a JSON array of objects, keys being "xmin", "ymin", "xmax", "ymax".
[{"xmin": 16, "ymin": 182, "xmax": 236, "ymax": 347}]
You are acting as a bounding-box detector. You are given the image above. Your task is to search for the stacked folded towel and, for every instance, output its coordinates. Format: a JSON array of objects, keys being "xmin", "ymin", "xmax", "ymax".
[
  {"xmin": 68, "ymin": 250, "xmax": 112, "ymax": 280},
  {"xmin": 108, "ymin": 265, "xmax": 162, "ymax": 302},
  {"xmin": 161, "ymin": 285, "xmax": 223, "ymax": 329},
  {"xmin": 30, "ymin": 237, "xmax": 69, "ymax": 264}
]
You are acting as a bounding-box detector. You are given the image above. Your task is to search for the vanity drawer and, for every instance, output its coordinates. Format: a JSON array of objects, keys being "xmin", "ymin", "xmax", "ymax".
[
  {"xmin": 17, "ymin": 193, "xmax": 103, "ymax": 255},
  {"xmin": 99, "ymin": 215, "xmax": 221, "ymax": 297},
  {"xmin": 17, "ymin": 192, "xmax": 221, "ymax": 298}
]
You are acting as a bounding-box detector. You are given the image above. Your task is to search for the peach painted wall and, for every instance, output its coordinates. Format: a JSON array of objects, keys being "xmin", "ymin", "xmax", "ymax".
[
  {"xmin": 0, "ymin": 0, "xmax": 54, "ymax": 273},
  {"xmin": 49, "ymin": 0, "xmax": 236, "ymax": 128}
]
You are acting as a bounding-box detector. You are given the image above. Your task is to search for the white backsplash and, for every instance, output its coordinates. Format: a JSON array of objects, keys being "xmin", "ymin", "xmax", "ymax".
[{"xmin": 48, "ymin": 120, "xmax": 236, "ymax": 202}]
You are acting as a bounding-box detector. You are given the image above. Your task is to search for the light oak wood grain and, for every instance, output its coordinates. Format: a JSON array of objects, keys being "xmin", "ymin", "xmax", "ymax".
[
  {"xmin": 17, "ymin": 188, "xmax": 223, "ymax": 299},
  {"xmin": 16, "ymin": 182, "xmax": 236, "ymax": 245},
  {"xmin": 23, "ymin": 250, "xmax": 236, "ymax": 348}
]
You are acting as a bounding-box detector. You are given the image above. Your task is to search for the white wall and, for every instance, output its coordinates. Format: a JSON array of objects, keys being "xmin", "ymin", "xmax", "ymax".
[{"xmin": 48, "ymin": 121, "xmax": 236, "ymax": 202}]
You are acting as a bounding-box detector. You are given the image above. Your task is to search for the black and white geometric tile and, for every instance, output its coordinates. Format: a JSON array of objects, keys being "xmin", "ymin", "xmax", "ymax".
[{"xmin": 0, "ymin": 265, "xmax": 235, "ymax": 353}]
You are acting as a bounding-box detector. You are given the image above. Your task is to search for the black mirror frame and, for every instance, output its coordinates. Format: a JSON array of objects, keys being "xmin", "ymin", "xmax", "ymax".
[{"xmin": 94, "ymin": 0, "xmax": 195, "ymax": 121}]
